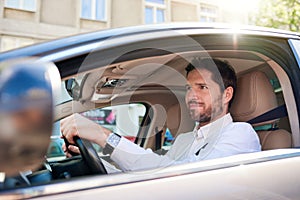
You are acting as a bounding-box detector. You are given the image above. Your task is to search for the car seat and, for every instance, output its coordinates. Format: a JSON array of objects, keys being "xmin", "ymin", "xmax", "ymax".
[
  {"xmin": 167, "ymin": 103, "xmax": 194, "ymax": 139},
  {"xmin": 230, "ymin": 70, "xmax": 292, "ymax": 150}
]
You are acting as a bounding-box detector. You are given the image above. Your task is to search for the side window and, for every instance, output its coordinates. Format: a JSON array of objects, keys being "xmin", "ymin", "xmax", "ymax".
[
  {"xmin": 82, "ymin": 104, "xmax": 146, "ymax": 141},
  {"xmin": 162, "ymin": 128, "xmax": 174, "ymax": 150},
  {"xmin": 47, "ymin": 103, "xmax": 146, "ymax": 158},
  {"xmin": 289, "ymin": 39, "xmax": 300, "ymax": 67}
]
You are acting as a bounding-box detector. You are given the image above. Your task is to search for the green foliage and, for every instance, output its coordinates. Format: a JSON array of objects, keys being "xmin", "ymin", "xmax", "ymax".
[{"xmin": 252, "ymin": 0, "xmax": 300, "ymax": 32}]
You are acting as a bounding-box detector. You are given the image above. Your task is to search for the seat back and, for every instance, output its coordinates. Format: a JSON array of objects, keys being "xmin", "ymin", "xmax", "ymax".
[
  {"xmin": 230, "ymin": 71, "xmax": 292, "ymax": 150},
  {"xmin": 167, "ymin": 103, "xmax": 194, "ymax": 138}
]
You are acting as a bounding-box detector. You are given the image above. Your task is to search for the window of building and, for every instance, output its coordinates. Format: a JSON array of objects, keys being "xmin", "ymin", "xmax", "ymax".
[
  {"xmin": 4, "ymin": 0, "xmax": 36, "ymax": 11},
  {"xmin": 145, "ymin": 0, "xmax": 166, "ymax": 24},
  {"xmin": 199, "ymin": 3, "xmax": 218, "ymax": 23},
  {"xmin": 81, "ymin": 0, "xmax": 107, "ymax": 21},
  {"xmin": 1, "ymin": 36, "xmax": 34, "ymax": 52}
]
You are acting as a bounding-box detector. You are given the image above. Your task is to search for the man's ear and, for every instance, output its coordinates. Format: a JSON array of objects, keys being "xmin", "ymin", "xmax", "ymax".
[{"xmin": 223, "ymin": 86, "xmax": 234, "ymax": 104}]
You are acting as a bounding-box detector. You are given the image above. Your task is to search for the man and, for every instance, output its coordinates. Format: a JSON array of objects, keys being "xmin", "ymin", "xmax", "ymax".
[{"xmin": 61, "ymin": 58, "xmax": 261, "ymax": 172}]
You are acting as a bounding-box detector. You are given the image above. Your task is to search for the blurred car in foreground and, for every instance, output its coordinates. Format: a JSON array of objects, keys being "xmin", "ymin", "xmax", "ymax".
[{"xmin": 0, "ymin": 23, "xmax": 300, "ymax": 199}]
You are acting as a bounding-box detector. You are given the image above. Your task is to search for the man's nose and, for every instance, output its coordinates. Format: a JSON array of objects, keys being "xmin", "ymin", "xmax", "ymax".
[{"xmin": 187, "ymin": 88, "xmax": 198, "ymax": 99}]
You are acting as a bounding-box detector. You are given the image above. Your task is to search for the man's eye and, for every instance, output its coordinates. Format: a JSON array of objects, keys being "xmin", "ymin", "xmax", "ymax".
[
  {"xmin": 200, "ymin": 85, "xmax": 208, "ymax": 90},
  {"xmin": 185, "ymin": 85, "xmax": 191, "ymax": 90}
]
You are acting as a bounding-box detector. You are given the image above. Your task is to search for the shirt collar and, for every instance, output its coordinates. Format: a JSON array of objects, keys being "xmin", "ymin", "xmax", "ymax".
[{"xmin": 193, "ymin": 113, "xmax": 233, "ymax": 140}]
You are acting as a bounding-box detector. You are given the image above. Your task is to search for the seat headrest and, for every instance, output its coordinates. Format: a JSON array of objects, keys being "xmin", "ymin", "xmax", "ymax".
[{"xmin": 230, "ymin": 71, "xmax": 278, "ymax": 126}]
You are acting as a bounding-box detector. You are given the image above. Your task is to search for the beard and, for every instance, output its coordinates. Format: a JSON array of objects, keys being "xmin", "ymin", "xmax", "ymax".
[
  {"xmin": 187, "ymin": 96, "xmax": 224, "ymax": 125},
  {"xmin": 189, "ymin": 106, "xmax": 211, "ymax": 123}
]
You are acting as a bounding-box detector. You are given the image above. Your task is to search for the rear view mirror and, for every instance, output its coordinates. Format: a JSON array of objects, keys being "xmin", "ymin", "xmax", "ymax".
[{"xmin": 0, "ymin": 58, "xmax": 60, "ymax": 176}]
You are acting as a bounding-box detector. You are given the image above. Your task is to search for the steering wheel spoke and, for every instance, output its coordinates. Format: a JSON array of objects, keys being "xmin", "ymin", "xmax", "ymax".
[{"xmin": 74, "ymin": 136, "xmax": 107, "ymax": 175}]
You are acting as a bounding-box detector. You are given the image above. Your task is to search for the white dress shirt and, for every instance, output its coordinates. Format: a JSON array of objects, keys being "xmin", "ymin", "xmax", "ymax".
[{"xmin": 109, "ymin": 113, "xmax": 261, "ymax": 172}]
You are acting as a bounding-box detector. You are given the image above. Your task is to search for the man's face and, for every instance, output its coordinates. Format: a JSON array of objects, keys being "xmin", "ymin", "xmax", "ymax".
[{"xmin": 185, "ymin": 69, "xmax": 225, "ymax": 126}]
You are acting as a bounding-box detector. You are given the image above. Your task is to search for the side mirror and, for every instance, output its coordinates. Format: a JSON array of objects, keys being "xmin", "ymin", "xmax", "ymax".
[
  {"xmin": 65, "ymin": 78, "xmax": 80, "ymax": 100},
  {"xmin": 0, "ymin": 58, "xmax": 61, "ymax": 176}
]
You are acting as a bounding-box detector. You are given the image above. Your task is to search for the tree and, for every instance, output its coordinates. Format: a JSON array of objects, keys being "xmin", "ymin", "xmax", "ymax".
[{"xmin": 251, "ymin": 0, "xmax": 300, "ymax": 32}]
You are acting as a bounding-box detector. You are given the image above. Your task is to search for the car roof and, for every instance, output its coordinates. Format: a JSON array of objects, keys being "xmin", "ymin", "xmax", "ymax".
[{"xmin": 0, "ymin": 23, "xmax": 299, "ymax": 62}]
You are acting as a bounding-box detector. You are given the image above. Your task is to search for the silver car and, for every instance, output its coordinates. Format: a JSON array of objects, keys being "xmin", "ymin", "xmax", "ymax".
[{"xmin": 0, "ymin": 23, "xmax": 300, "ymax": 199}]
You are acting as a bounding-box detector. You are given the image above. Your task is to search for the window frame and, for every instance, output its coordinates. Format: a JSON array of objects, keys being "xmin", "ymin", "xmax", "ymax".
[
  {"xmin": 289, "ymin": 39, "xmax": 300, "ymax": 68},
  {"xmin": 199, "ymin": 3, "xmax": 218, "ymax": 23},
  {"xmin": 144, "ymin": 0, "xmax": 167, "ymax": 24},
  {"xmin": 80, "ymin": 0, "xmax": 107, "ymax": 21},
  {"xmin": 4, "ymin": 0, "xmax": 36, "ymax": 12}
]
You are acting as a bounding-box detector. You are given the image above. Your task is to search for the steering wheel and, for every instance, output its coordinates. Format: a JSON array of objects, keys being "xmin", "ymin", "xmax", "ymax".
[{"xmin": 73, "ymin": 136, "xmax": 107, "ymax": 175}]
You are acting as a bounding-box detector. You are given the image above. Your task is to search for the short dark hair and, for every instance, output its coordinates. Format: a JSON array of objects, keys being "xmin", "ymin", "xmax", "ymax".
[{"xmin": 185, "ymin": 57, "xmax": 237, "ymax": 107}]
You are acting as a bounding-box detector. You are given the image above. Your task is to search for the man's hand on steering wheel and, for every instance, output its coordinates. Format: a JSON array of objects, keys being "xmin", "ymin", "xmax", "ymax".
[
  {"xmin": 62, "ymin": 142, "xmax": 80, "ymax": 158},
  {"xmin": 60, "ymin": 113, "xmax": 112, "ymax": 174},
  {"xmin": 60, "ymin": 113, "xmax": 111, "ymax": 147}
]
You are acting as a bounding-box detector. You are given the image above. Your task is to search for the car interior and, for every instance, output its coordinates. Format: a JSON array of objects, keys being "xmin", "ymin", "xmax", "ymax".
[{"xmin": 56, "ymin": 49, "xmax": 297, "ymax": 153}]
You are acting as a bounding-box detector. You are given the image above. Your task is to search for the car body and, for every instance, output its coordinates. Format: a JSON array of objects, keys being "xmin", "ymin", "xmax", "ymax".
[{"xmin": 0, "ymin": 23, "xmax": 300, "ymax": 199}]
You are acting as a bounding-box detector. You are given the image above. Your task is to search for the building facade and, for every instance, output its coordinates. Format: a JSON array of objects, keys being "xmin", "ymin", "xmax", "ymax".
[{"xmin": 0, "ymin": 0, "xmax": 249, "ymax": 52}]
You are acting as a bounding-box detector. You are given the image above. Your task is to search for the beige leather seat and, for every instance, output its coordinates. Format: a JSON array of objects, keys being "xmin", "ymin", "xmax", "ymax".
[
  {"xmin": 230, "ymin": 71, "xmax": 292, "ymax": 150},
  {"xmin": 145, "ymin": 102, "xmax": 194, "ymax": 151},
  {"xmin": 167, "ymin": 103, "xmax": 194, "ymax": 139}
]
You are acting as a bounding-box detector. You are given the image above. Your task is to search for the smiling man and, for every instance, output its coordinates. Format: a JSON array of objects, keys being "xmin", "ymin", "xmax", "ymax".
[
  {"xmin": 185, "ymin": 58, "xmax": 235, "ymax": 126},
  {"xmin": 61, "ymin": 58, "xmax": 261, "ymax": 172}
]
